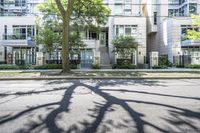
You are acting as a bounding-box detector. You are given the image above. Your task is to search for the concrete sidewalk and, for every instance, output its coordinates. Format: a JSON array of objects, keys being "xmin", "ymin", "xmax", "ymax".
[
  {"xmin": 0, "ymin": 68, "xmax": 200, "ymax": 73},
  {"xmin": 0, "ymin": 68, "xmax": 200, "ymax": 80}
]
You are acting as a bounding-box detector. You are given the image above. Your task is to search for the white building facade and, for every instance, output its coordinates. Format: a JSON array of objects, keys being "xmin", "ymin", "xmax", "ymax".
[
  {"xmin": 146, "ymin": 0, "xmax": 200, "ymax": 65},
  {"xmin": 0, "ymin": 0, "xmax": 147, "ymax": 68},
  {"xmin": 105, "ymin": 0, "xmax": 147, "ymax": 65},
  {"xmin": 0, "ymin": 0, "xmax": 43, "ymax": 65},
  {"xmin": 1, "ymin": 0, "xmax": 199, "ymax": 68}
]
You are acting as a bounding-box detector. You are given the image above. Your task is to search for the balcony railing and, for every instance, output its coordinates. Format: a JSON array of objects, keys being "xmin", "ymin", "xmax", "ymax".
[
  {"xmin": 2, "ymin": 34, "xmax": 35, "ymax": 47},
  {"xmin": 3, "ymin": 34, "xmax": 32, "ymax": 40},
  {"xmin": 181, "ymin": 39, "xmax": 200, "ymax": 46}
]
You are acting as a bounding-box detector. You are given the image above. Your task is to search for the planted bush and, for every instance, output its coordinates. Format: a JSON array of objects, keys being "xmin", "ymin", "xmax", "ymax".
[
  {"xmin": 34, "ymin": 64, "xmax": 77, "ymax": 69},
  {"xmin": 152, "ymin": 65, "xmax": 168, "ymax": 69},
  {"xmin": 0, "ymin": 65, "xmax": 18, "ymax": 70},
  {"xmin": 91, "ymin": 64, "xmax": 100, "ymax": 69},
  {"xmin": 0, "ymin": 64, "xmax": 31, "ymax": 70},
  {"xmin": 34, "ymin": 64, "xmax": 62, "ymax": 69},
  {"xmin": 112, "ymin": 64, "xmax": 137, "ymax": 69},
  {"xmin": 185, "ymin": 64, "xmax": 200, "ymax": 69}
]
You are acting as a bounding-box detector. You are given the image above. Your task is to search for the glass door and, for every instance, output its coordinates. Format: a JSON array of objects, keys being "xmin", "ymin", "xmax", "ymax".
[{"xmin": 80, "ymin": 50, "xmax": 93, "ymax": 68}]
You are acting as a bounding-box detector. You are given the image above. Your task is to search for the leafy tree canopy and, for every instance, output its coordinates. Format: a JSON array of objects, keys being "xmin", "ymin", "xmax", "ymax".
[
  {"xmin": 186, "ymin": 14, "xmax": 200, "ymax": 40},
  {"xmin": 38, "ymin": 0, "xmax": 111, "ymax": 28},
  {"xmin": 36, "ymin": 0, "xmax": 110, "ymax": 73},
  {"xmin": 112, "ymin": 36, "xmax": 138, "ymax": 59},
  {"xmin": 113, "ymin": 36, "xmax": 138, "ymax": 49}
]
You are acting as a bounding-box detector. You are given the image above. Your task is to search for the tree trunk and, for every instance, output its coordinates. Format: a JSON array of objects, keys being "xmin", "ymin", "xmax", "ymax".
[
  {"xmin": 54, "ymin": 0, "xmax": 74, "ymax": 74},
  {"xmin": 62, "ymin": 16, "xmax": 70, "ymax": 73}
]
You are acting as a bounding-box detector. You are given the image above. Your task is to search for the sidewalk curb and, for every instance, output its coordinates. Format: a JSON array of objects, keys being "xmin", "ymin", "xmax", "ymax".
[{"xmin": 0, "ymin": 76, "xmax": 200, "ymax": 80}]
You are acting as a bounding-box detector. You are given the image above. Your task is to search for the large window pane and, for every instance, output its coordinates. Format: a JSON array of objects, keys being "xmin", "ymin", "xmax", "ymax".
[
  {"xmin": 125, "ymin": 27, "xmax": 131, "ymax": 35},
  {"xmin": 115, "ymin": 5, "xmax": 123, "ymax": 15}
]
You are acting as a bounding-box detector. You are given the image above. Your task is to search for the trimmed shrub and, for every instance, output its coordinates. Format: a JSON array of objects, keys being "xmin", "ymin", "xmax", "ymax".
[
  {"xmin": 185, "ymin": 64, "xmax": 200, "ymax": 69},
  {"xmin": 15, "ymin": 60, "xmax": 25, "ymax": 66},
  {"xmin": 34, "ymin": 64, "xmax": 62, "ymax": 69},
  {"xmin": 152, "ymin": 65, "xmax": 168, "ymax": 69},
  {"xmin": 91, "ymin": 64, "xmax": 100, "ymax": 69},
  {"xmin": 0, "ymin": 65, "xmax": 18, "ymax": 70},
  {"xmin": 116, "ymin": 59, "xmax": 132, "ymax": 65},
  {"xmin": 112, "ymin": 64, "xmax": 137, "ymax": 69},
  {"xmin": 159, "ymin": 56, "xmax": 172, "ymax": 67},
  {"xmin": 0, "ymin": 64, "xmax": 31, "ymax": 70},
  {"xmin": 34, "ymin": 64, "xmax": 77, "ymax": 69}
]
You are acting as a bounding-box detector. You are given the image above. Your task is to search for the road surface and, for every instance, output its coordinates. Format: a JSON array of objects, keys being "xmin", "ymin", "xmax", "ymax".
[{"xmin": 0, "ymin": 79, "xmax": 200, "ymax": 133}]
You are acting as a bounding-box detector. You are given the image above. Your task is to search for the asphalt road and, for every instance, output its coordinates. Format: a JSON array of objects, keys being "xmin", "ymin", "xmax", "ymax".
[{"xmin": 0, "ymin": 79, "xmax": 200, "ymax": 133}]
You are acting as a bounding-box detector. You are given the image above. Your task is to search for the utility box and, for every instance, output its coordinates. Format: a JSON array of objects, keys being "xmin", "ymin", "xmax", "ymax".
[
  {"xmin": 191, "ymin": 52, "xmax": 200, "ymax": 64},
  {"xmin": 149, "ymin": 51, "xmax": 158, "ymax": 68},
  {"xmin": 36, "ymin": 52, "xmax": 45, "ymax": 66}
]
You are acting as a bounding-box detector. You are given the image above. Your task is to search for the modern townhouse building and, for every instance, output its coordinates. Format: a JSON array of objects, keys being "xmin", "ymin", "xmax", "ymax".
[
  {"xmin": 146, "ymin": 0, "xmax": 200, "ymax": 65},
  {"xmin": 0, "ymin": 0, "xmax": 43, "ymax": 65},
  {"xmin": 0, "ymin": 0, "xmax": 147, "ymax": 68},
  {"xmin": 105, "ymin": 0, "xmax": 147, "ymax": 66},
  {"xmin": 3, "ymin": 0, "xmax": 199, "ymax": 68}
]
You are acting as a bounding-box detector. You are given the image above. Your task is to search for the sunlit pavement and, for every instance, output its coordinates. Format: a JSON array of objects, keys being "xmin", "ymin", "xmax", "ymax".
[{"xmin": 0, "ymin": 79, "xmax": 200, "ymax": 133}]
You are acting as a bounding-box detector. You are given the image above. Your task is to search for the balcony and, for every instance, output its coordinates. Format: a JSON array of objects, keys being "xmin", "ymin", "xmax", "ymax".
[
  {"xmin": 83, "ymin": 39, "xmax": 100, "ymax": 49},
  {"xmin": 181, "ymin": 39, "xmax": 200, "ymax": 47},
  {"xmin": 2, "ymin": 35, "xmax": 35, "ymax": 47}
]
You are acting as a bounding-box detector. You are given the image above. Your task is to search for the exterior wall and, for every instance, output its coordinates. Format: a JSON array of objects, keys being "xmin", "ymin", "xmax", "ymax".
[
  {"xmin": 147, "ymin": 0, "xmax": 200, "ymax": 63},
  {"xmin": 108, "ymin": 17, "xmax": 147, "ymax": 64},
  {"xmin": 0, "ymin": 0, "xmax": 43, "ymax": 64},
  {"xmin": 83, "ymin": 40, "xmax": 100, "ymax": 64},
  {"xmin": 107, "ymin": 0, "xmax": 147, "ymax": 64},
  {"xmin": 0, "ymin": 46, "xmax": 5, "ymax": 63},
  {"xmin": 167, "ymin": 18, "xmax": 193, "ymax": 62}
]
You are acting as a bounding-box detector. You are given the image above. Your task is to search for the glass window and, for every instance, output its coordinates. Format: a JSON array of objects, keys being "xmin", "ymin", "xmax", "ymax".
[
  {"xmin": 116, "ymin": 25, "xmax": 138, "ymax": 36},
  {"xmin": 115, "ymin": 0, "xmax": 122, "ymax": 3},
  {"xmin": 189, "ymin": 3, "xmax": 197, "ymax": 14},
  {"xmin": 124, "ymin": 9, "xmax": 131, "ymax": 15},
  {"xmin": 115, "ymin": 5, "xmax": 123, "ymax": 15},
  {"xmin": 125, "ymin": 27, "xmax": 131, "ymax": 35},
  {"xmin": 12, "ymin": 25, "xmax": 35, "ymax": 40},
  {"xmin": 119, "ymin": 26, "xmax": 124, "ymax": 35},
  {"xmin": 154, "ymin": 12, "xmax": 157, "ymax": 25}
]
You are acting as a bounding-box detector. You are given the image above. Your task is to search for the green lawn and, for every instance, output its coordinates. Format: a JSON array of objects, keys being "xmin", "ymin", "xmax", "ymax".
[
  {"xmin": 0, "ymin": 71, "xmax": 200, "ymax": 78},
  {"xmin": 0, "ymin": 72, "xmax": 41, "ymax": 77}
]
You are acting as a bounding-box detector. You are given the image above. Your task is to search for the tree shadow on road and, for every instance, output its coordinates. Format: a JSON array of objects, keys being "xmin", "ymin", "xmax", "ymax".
[{"xmin": 0, "ymin": 79, "xmax": 199, "ymax": 133}]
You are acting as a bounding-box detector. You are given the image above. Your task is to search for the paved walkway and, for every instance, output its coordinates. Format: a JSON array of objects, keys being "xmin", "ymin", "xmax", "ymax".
[{"xmin": 0, "ymin": 68, "xmax": 200, "ymax": 73}]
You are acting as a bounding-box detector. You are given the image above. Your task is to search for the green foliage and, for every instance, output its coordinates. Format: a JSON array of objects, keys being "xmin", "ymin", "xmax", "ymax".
[
  {"xmin": 0, "ymin": 64, "xmax": 31, "ymax": 70},
  {"xmin": 112, "ymin": 64, "xmax": 137, "ymax": 69},
  {"xmin": 185, "ymin": 64, "xmax": 200, "ymax": 69},
  {"xmin": 0, "ymin": 65, "xmax": 18, "ymax": 70},
  {"xmin": 69, "ymin": 31, "xmax": 86, "ymax": 48},
  {"xmin": 186, "ymin": 14, "xmax": 200, "ymax": 39},
  {"xmin": 91, "ymin": 64, "xmax": 100, "ymax": 69},
  {"xmin": 113, "ymin": 36, "xmax": 138, "ymax": 49},
  {"xmin": 37, "ymin": 0, "xmax": 110, "ymax": 72},
  {"xmin": 15, "ymin": 60, "xmax": 25, "ymax": 66},
  {"xmin": 116, "ymin": 59, "xmax": 132, "ymax": 65},
  {"xmin": 35, "ymin": 22, "xmax": 61, "ymax": 52},
  {"xmin": 158, "ymin": 56, "xmax": 172, "ymax": 67},
  {"xmin": 112, "ymin": 36, "xmax": 138, "ymax": 59},
  {"xmin": 34, "ymin": 64, "xmax": 62, "ymax": 69},
  {"xmin": 38, "ymin": 0, "xmax": 110, "ymax": 29},
  {"xmin": 34, "ymin": 64, "xmax": 77, "ymax": 69},
  {"xmin": 152, "ymin": 65, "xmax": 168, "ymax": 69}
]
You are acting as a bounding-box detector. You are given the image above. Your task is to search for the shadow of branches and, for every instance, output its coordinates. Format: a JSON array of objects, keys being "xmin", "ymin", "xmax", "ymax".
[{"xmin": 0, "ymin": 79, "xmax": 199, "ymax": 133}]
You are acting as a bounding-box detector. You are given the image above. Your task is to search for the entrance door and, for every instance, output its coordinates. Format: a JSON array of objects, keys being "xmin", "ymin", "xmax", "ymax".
[{"xmin": 80, "ymin": 50, "xmax": 93, "ymax": 68}]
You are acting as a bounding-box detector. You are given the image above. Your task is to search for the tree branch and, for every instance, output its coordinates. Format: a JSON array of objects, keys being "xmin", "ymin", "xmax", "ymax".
[
  {"xmin": 54, "ymin": 0, "xmax": 66, "ymax": 16},
  {"xmin": 66, "ymin": 0, "xmax": 74, "ymax": 18}
]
